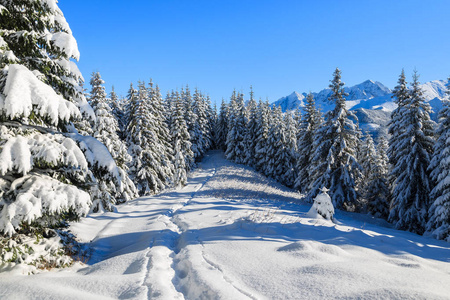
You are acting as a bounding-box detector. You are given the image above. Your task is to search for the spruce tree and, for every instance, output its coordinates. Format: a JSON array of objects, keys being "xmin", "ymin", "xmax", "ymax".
[
  {"xmin": 170, "ymin": 92, "xmax": 193, "ymax": 186},
  {"xmin": 244, "ymin": 87, "xmax": 258, "ymax": 167},
  {"xmin": 109, "ymin": 86, "xmax": 126, "ymax": 139},
  {"xmin": 225, "ymin": 91, "xmax": 246, "ymax": 164},
  {"xmin": 216, "ymin": 99, "xmax": 229, "ymax": 150},
  {"xmin": 388, "ymin": 70, "xmax": 435, "ymax": 234},
  {"xmin": 307, "ymin": 68, "xmax": 362, "ymax": 211},
  {"xmin": 388, "ymin": 69, "xmax": 409, "ymax": 173},
  {"xmin": 210, "ymin": 102, "xmax": 219, "ymax": 149},
  {"xmin": 192, "ymin": 88, "xmax": 210, "ymax": 159},
  {"xmin": 182, "ymin": 86, "xmax": 195, "ymax": 169},
  {"xmin": 254, "ymin": 100, "xmax": 271, "ymax": 173},
  {"xmin": 428, "ymin": 77, "xmax": 450, "ymax": 241},
  {"xmin": 265, "ymin": 106, "xmax": 283, "ymax": 179},
  {"xmin": 0, "ymin": 0, "xmax": 125, "ymax": 244},
  {"xmin": 88, "ymin": 72, "xmax": 136, "ymax": 211},
  {"xmin": 148, "ymin": 80, "xmax": 174, "ymax": 187},
  {"xmin": 359, "ymin": 132, "xmax": 378, "ymax": 188},
  {"xmin": 366, "ymin": 136, "xmax": 390, "ymax": 219},
  {"xmin": 294, "ymin": 93, "xmax": 323, "ymax": 193},
  {"xmin": 127, "ymin": 82, "xmax": 167, "ymax": 195},
  {"xmin": 281, "ymin": 112, "xmax": 298, "ymax": 187}
]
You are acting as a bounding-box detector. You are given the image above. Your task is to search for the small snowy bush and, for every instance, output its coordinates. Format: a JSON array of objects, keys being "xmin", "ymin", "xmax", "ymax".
[{"xmin": 308, "ymin": 187, "xmax": 335, "ymax": 221}]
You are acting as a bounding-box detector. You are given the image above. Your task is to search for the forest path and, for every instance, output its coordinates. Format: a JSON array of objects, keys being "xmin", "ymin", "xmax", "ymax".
[{"xmin": 1, "ymin": 150, "xmax": 450, "ymax": 299}]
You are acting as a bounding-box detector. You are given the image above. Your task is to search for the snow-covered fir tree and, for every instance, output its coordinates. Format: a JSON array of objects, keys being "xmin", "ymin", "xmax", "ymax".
[
  {"xmin": 365, "ymin": 136, "xmax": 390, "ymax": 219},
  {"xmin": 88, "ymin": 72, "xmax": 136, "ymax": 211},
  {"xmin": 244, "ymin": 87, "xmax": 258, "ymax": 167},
  {"xmin": 215, "ymin": 99, "xmax": 229, "ymax": 151},
  {"xmin": 209, "ymin": 102, "xmax": 219, "ymax": 149},
  {"xmin": 204, "ymin": 95, "xmax": 214, "ymax": 150},
  {"xmin": 192, "ymin": 88, "xmax": 210, "ymax": 159},
  {"xmin": 254, "ymin": 100, "xmax": 271, "ymax": 173},
  {"xmin": 294, "ymin": 93, "xmax": 323, "ymax": 193},
  {"xmin": 388, "ymin": 69, "xmax": 409, "ymax": 177},
  {"xmin": 148, "ymin": 80, "xmax": 174, "ymax": 187},
  {"xmin": 388, "ymin": 70, "xmax": 435, "ymax": 234},
  {"xmin": 308, "ymin": 187, "xmax": 335, "ymax": 221},
  {"xmin": 265, "ymin": 106, "xmax": 283, "ymax": 179},
  {"xmin": 307, "ymin": 68, "xmax": 362, "ymax": 211},
  {"xmin": 225, "ymin": 91, "xmax": 247, "ymax": 164},
  {"xmin": 127, "ymin": 82, "xmax": 157, "ymax": 195},
  {"xmin": 428, "ymin": 77, "xmax": 450, "ymax": 241},
  {"xmin": 0, "ymin": 0, "xmax": 129, "ymax": 265},
  {"xmin": 281, "ymin": 112, "xmax": 298, "ymax": 187},
  {"xmin": 109, "ymin": 86, "xmax": 126, "ymax": 139},
  {"xmin": 359, "ymin": 132, "xmax": 377, "ymax": 190},
  {"xmin": 170, "ymin": 92, "xmax": 193, "ymax": 186},
  {"xmin": 181, "ymin": 86, "xmax": 196, "ymax": 169}
]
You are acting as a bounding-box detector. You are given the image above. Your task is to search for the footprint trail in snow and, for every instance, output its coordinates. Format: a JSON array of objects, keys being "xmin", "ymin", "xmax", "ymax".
[{"xmin": 1, "ymin": 150, "xmax": 450, "ymax": 300}]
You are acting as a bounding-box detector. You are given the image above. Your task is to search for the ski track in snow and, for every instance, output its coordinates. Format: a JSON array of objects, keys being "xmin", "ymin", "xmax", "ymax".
[{"xmin": 1, "ymin": 150, "xmax": 450, "ymax": 299}]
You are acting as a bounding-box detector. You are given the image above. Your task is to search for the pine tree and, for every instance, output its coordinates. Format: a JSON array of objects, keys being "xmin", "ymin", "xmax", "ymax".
[
  {"xmin": 244, "ymin": 87, "xmax": 258, "ymax": 166},
  {"xmin": 192, "ymin": 88, "xmax": 210, "ymax": 159},
  {"xmin": 0, "ymin": 1, "xmax": 123, "ymax": 241},
  {"xmin": 127, "ymin": 82, "xmax": 167, "ymax": 195},
  {"xmin": 216, "ymin": 99, "xmax": 229, "ymax": 150},
  {"xmin": 210, "ymin": 102, "xmax": 219, "ymax": 149},
  {"xmin": 359, "ymin": 132, "xmax": 378, "ymax": 188},
  {"xmin": 88, "ymin": 72, "xmax": 136, "ymax": 211},
  {"xmin": 428, "ymin": 77, "xmax": 450, "ymax": 241},
  {"xmin": 254, "ymin": 100, "xmax": 271, "ymax": 173},
  {"xmin": 0, "ymin": 0, "xmax": 92, "ymax": 116},
  {"xmin": 204, "ymin": 95, "xmax": 214, "ymax": 151},
  {"xmin": 109, "ymin": 86, "xmax": 126, "ymax": 139},
  {"xmin": 148, "ymin": 80, "xmax": 174, "ymax": 187},
  {"xmin": 388, "ymin": 70, "xmax": 435, "ymax": 234},
  {"xmin": 307, "ymin": 68, "xmax": 362, "ymax": 211},
  {"xmin": 388, "ymin": 69, "xmax": 409, "ymax": 173},
  {"xmin": 182, "ymin": 86, "xmax": 195, "ymax": 169},
  {"xmin": 366, "ymin": 136, "xmax": 390, "ymax": 219},
  {"xmin": 225, "ymin": 91, "xmax": 246, "ymax": 164},
  {"xmin": 170, "ymin": 92, "xmax": 193, "ymax": 186},
  {"xmin": 265, "ymin": 106, "xmax": 283, "ymax": 179},
  {"xmin": 294, "ymin": 93, "xmax": 323, "ymax": 193},
  {"xmin": 281, "ymin": 112, "xmax": 298, "ymax": 187}
]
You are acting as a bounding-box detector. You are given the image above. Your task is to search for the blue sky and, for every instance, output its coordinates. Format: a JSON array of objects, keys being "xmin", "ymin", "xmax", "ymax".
[{"xmin": 59, "ymin": 0, "xmax": 450, "ymax": 105}]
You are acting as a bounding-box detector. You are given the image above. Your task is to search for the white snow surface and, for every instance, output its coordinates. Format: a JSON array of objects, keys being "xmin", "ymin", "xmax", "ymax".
[{"xmin": 1, "ymin": 150, "xmax": 449, "ymax": 299}]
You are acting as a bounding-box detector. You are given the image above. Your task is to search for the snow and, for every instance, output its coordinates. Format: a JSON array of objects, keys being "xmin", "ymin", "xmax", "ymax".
[
  {"xmin": 0, "ymin": 132, "xmax": 88, "ymax": 177},
  {"xmin": 69, "ymin": 133, "xmax": 121, "ymax": 188},
  {"xmin": 0, "ymin": 64, "xmax": 81, "ymax": 125},
  {"xmin": 0, "ymin": 136, "xmax": 31, "ymax": 176},
  {"xmin": 0, "ymin": 174, "xmax": 91, "ymax": 236},
  {"xmin": 51, "ymin": 32, "xmax": 80, "ymax": 60},
  {"xmin": 0, "ymin": 150, "xmax": 449, "ymax": 299},
  {"xmin": 307, "ymin": 188, "xmax": 334, "ymax": 220}
]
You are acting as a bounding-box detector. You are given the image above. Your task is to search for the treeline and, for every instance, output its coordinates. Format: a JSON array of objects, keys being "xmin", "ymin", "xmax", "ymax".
[
  {"xmin": 87, "ymin": 72, "xmax": 217, "ymax": 206},
  {"xmin": 221, "ymin": 68, "xmax": 450, "ymax": 242}
]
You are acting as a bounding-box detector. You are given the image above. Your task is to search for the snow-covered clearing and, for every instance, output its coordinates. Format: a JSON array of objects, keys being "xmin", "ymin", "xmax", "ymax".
[{"xmin": 1, "ymin": 150, "xmax": 449, "ymax": 299}]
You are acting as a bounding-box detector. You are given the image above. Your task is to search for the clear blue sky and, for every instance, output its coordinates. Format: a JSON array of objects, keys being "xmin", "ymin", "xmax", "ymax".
[{"xmin": 59, "ymin": 0, "xmax": 450, "ymax": 106}]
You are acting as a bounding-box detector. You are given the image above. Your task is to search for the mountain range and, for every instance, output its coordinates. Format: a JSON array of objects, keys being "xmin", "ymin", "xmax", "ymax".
[{"xmin": 272, "ymin": 79, "xmax": 448, "ymax": 138}]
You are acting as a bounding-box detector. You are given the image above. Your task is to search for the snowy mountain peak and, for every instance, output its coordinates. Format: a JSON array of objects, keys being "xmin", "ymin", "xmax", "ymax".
[
  {"xmin": 273, "ymin": 79, "xmax": 446, "ymax": 114},
  {"xmin": 273, "ymin": 91, "xmax": 306, "ymax": 111}
]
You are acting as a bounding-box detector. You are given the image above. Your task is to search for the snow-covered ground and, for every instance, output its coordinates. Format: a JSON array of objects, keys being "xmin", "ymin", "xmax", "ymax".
[{"xmin": 1, "ymin": 150, "xmax": 449, "ymax": 299}]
